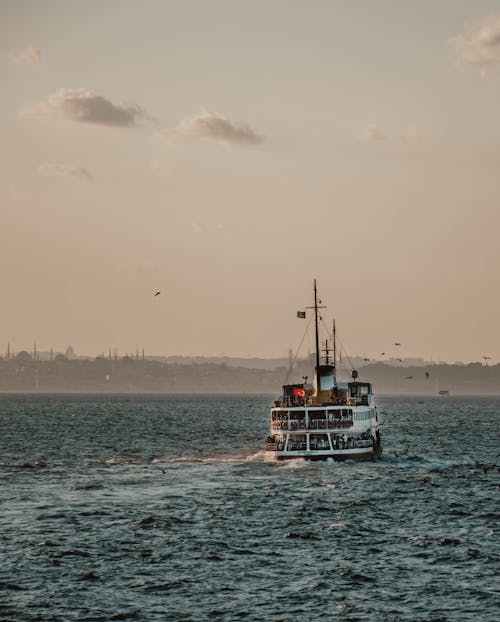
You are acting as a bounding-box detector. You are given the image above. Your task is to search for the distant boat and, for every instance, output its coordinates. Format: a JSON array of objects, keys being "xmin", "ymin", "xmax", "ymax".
[
  {"xmin": 265, "ymin": 280, "xmax": 382, "ymax": 462},
  {"xmin": 435, "ymin": 378, "xmax": 450, "ymax": 396}
]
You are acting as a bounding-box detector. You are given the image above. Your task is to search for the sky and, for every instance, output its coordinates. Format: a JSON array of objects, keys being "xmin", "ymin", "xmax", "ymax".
[{"xmin": 1, "ymin": 0, "xmax": 500, "ymax": 363}]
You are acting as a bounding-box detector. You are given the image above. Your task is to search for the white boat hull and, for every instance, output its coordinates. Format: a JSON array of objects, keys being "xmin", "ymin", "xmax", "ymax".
[{"xmin": 267, "ymin": 445, "xmax": 382, "ymax": 462}]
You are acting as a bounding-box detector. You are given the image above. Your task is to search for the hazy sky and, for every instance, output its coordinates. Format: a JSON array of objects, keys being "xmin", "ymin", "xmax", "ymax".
[{"xmin": 2, "ymin": 0, "xmax": 500, "ymax": 362}]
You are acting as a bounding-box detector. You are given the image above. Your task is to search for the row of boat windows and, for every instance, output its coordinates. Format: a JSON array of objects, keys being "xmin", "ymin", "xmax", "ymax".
[
  {"xmin": 271, "ymin": 409, "xmax": 374, "ymax": 422},
  {"xmin": 272, "ymin": 419, "xmax": 354, "ymax": 430}
]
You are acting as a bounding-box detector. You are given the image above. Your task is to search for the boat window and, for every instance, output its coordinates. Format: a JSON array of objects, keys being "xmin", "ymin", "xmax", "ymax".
[
  {"xmin": 309, "ymin": 410, "xmax": 325, "ymax": 420},
  {"xmin": 360, "ymin": 385, "xmax": 369, "ymax": 395},
  {"xmin": 288, "ymin": 434, "xmax": 306, "ymax": 450},
  {"xmin": 289, "ymin": 410, "xmax": 305, "ymax": 420},
  {"xmin": 309, "ymin": 434, "xmax": 329, "ymax": 449},
  {"xmin": 319, "ymin": 375, "xmax": 334, "ymax": 390},
  {"xmin": 272, "ymin": 411, "xmax": 288, "ymax": 420}
]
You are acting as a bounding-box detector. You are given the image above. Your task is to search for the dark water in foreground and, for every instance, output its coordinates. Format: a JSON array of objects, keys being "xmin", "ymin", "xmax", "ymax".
[{"xmin": 0, "ymin": 395, "xmax": 498, "ymax": 622}]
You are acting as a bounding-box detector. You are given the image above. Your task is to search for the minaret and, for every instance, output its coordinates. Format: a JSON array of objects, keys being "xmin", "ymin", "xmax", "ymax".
[{"xmin": 6, "ymin": 342, "xmax": 10, "ymax": 361}]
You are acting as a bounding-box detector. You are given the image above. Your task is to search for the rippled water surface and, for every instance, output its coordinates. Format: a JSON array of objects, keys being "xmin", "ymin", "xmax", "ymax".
[{"xmin": 0, "ymin": 394, "xmax": 498, "ymax": 621}]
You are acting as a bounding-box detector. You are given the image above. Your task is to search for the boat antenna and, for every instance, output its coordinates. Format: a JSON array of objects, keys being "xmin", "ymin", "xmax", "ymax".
[{"xmin": 314, "ymin": 279, "xmax": 320, "ymax": 368}]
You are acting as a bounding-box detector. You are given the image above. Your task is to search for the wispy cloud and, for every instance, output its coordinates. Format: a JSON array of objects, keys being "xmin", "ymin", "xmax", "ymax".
[
  {"xmin": 450, "ymin": 14, "xmax": 500, "ymax": 75},
  {"xmin": 22, "ymin": 88, "xmax": 153, "ymax": 127},
  {"xmin": 9, "ymin": 46, "xmax": 41, "ymax": 67},
  {"xmin": 358, "ymin": 123, "xmax": 389, "ymax": 143},
  {"xmin": 358, "ymin": 123, "xmax": 429, "ymax": 145},
  {"xmin": 38, "ymin": 163, "xmax": 93, "ymax": 182},
  {"xmin": 176, "ymin": 110, "xmax": 264, "ymax": 145}
]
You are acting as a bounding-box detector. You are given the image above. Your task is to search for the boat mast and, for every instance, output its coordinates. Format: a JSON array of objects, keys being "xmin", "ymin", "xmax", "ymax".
[
  {"xmin": 333, "ymin": 319, "xmax": 337, "ymax": 369},
  {"xmin": 314, "ymin": 279, "xmax": 320, "ymax": 368}
]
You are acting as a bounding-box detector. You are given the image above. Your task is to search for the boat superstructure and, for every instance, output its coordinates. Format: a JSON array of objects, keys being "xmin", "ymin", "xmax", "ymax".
[{"xmin": 265, "ymin": 280, "xmax": 382, "ymax": 461}]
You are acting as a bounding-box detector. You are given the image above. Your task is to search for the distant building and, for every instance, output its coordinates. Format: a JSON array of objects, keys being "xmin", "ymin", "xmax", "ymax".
[{"xmin": 15, "ymin": 351, "xmax": 32, "ymax": 363}]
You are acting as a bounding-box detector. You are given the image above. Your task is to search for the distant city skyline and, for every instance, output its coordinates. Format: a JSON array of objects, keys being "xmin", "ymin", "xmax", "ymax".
[
  {"xmin": 2, "ymin": 342, "xmax": 495, "ymax": 367},
  {"xmin": 2, "ymin": 1, "xmax": 499, "ymax": 362}
]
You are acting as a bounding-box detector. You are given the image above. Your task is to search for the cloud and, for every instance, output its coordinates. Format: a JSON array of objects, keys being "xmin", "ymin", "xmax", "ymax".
[
  {"xmin": 22, "ymin": 88, "xmax": 153, "ymax": 127},
  {"xmin": 450, "ymin": 14, "xmax": 500, "ymax": 74},
  {"xmin": 38, "ymin": 163, "xmax": 93, "ymax": 181},
  {"xmin": 358, "ymin": 123, "xmax": 429, "ymax": 145},
  {"xmin": 176, "ymin": 110, "xmax": 264, "ymax": 145},
  {"xmin": 191, "ymin": 220, "xmax": 208, "ymax": 233},
  {"xmin": 358, "ymin": 123, "xmax": 389, "ymax": 143},
  {"xmin": 9, "ymin": 46, "xmax": 41, "ymax": 67}
]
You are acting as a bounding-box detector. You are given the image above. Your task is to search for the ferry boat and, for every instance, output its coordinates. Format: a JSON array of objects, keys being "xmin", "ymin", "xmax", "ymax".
[{"xmin": 266, "ymin": 280, "xmax": 382, "ymax": 461}]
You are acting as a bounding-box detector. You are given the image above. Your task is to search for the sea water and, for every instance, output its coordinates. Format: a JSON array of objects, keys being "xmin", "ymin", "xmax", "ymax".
[{"xmin": 0, "ymin": 395, "xmax": 498, "ymax": 621}]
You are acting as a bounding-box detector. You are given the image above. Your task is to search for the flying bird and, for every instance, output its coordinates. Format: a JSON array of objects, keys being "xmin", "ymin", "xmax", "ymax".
[
  {"xmin": 363, "ymin": 358, "xmax": 370, "ymax": 362},
  {"xmin": 154, "ymin": 291, "xmax": 161, "ymax": 297},
  {"xmin": 425, "ymin": 371, "xmax": 430, "ymax": 379},
  {"xmin": 482, "ymin": 356, "xmax": 491, "ymax": 360},
  {"xmin": 394, "ymin": 342, "xmax": 401, "ymax": 346},
  {"xmin": 396, "ymin": 358, "xmax": 403, "ymax": 363},
  {"xmin": 404, "ymin": 376, "xmax": 414, "ymax": 380},
  {"xmin": 379, "ymin": 352, "xmax": 386, "ymax": 357}
]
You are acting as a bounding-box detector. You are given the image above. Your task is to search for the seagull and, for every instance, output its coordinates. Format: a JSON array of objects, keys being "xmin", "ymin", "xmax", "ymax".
[
  {"xmin": 379, "ymin": 352, "xmax": 386, "ymax": 357},
  {"xmin": 394, "ymin": 342, "xmax": 401, "ymax": 346},
  {"xmin": 154, "ymin": 291, "xmax": 161, "ymax": 297},
  {"xmin": 482, "ymin": 356, "xmax": 491, "ymax": 360},
  {"xmin": 363, "ymin": 358, "xmax": 370, "ymax": 362},
  {"xmin": 396, "ymin": 358, "xmax": 403, "ymax": 363},
  {"xmin": 404, "ymin": 376, "xmax": 414, "ymax": 380},
  {"xmin": 248, "ymin": 403, "xmax": 254, "ymax": 408}
]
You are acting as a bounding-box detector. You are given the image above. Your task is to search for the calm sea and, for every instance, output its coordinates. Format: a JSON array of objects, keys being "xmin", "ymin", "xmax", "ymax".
[{"xmin": 0, "ymin": 394, "xmax": 498, "ymax": 622}]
